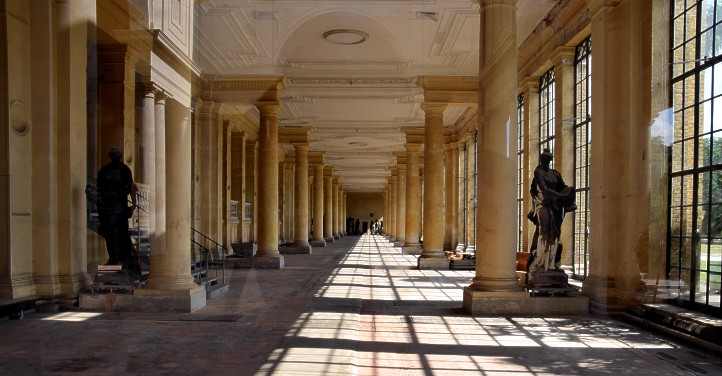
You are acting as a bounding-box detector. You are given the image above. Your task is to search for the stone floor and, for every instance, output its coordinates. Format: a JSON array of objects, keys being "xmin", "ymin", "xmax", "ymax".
[{"xmin": 2, "ymin": 235, "xmax": 722, "ymax": 375}]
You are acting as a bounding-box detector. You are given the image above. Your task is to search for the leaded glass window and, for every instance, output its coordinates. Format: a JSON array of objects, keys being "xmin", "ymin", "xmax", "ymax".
[{"xmin": 573, "ymin": 36, "xmax": 592, "ymax": 280}]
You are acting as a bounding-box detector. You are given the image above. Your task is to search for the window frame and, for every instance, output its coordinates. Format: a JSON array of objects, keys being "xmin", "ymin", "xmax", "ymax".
[
  {"xmin": 668, "ymin": 0, "xmax": 722, "ymax": 316},
  {"xmin": 539, "ymin": 68, "xmax": 556, "ymax": 167},
  {"xmin": 572, "ymin": 36, "xmax": 592, "ymax": 281}
]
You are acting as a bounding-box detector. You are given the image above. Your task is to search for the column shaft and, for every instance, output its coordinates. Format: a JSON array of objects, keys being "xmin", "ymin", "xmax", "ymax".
[
  {"xmin": 554, "ymin": 49, "xmax": 576, "ymax": 266},
  {"xmin": 293, "ymin": 145, "xmax": 311, "ymax": 252},
  {"xmin": 444, "ymin": 145, "xmax": 458, "ymax": 251},
  {"xmin": 419, "ymin": 103, "xmax": 448, "ymax": 269},
  {"xmin": 395, "ymin": 165, "xmax": 407, "ymax": 244},
  {"xmin": 152, "ymin": 95, "xmax": 166, "ymax": 271},
  {"xmin": 147, "ymin": 101, "xmax": 195, "ymax": 290},
  {"xmin": 466, "ymin": 0, "xmax": 519, "ymax": 294},
  {"xmin": 583, "ymin": 0, "xmax": 648, "ymax": 313},
  {"xmin": 140, "ymin": 89, "xmax": 156, "ymax": 217},
  {"xmin": 312, "ymin": 164, "xmax": 325, "ymax": 244},
  {"xmin": 324, "ymin": 171, "xmax": 334, "ymax": 242},
  {"xmin": 254, "ymin": 103, "xmax": 282, "ymax": 268},
  {"xmin": 403, "ymin": 146, "xmax": 423, "ymax": 254},
  {"xmin": 332, "ymin": 179, "xmax": 339, "ymax": 238}
]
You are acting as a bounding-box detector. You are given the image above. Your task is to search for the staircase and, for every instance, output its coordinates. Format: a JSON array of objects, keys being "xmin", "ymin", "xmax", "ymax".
[{"xmin": 85, "ymin": 181, "xmax": 228, "ymax": 297}]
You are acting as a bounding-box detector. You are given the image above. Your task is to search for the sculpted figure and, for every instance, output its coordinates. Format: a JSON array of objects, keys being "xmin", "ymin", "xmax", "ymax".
[
  {"xmin": 527, "ymin": 149, "xmax": 576, "ymax": 276},
  {"xmin": 97, "ymin": 147, "xmax": 138, "ymax": 274}
]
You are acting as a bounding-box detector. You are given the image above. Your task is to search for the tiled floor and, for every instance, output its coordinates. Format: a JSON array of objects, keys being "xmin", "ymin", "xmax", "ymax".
[{"xmin": 1, "ymin": 235, "xmax": 721, "ymax": 375}]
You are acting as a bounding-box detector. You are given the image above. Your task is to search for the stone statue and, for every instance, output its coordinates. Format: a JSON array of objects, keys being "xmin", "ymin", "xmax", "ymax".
[
  {"xmin": 527, "ymin": 149, "xmax": 576, "ymax": 285},
  {"xmin": 97, "ymin": 147, "xmax": 138, "ymax": 275}
]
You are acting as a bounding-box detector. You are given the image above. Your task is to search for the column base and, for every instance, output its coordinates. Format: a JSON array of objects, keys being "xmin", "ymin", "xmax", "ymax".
[
  {"xmin": 417, "ymin": 256, "xmax": 449, "ymax": 270},
  {"xmin": 231, "ymin": 242, "xmax": 257, "ymax": 258},
  {"xmin": 402, "ymin": 244, "xmax": 423, "ymax": 255},
  {"xmin": 280, "ymin": 242, "xmax": 312, "ymax": 255},
  {"xmin": 80, "ymin": 285, "xmax": 207, "ymax": 313},
  {"xmin": 393, "ymin": 240, "xmax": 406, "ymax": 247},
  {"xmin": 253, "ymin": 255, "xmax": 285, "ymax": 269},
  {"xmin": 463, "ymin": 288, "xmax": 589, "ymax": 316},
  {"xmin": 310, "ymin": 239, "xmax": 327, "ymax": 247},
  {"xmin": 325, "ymin": 236, "xmax": 335, "ymax": 243},
  {"xmin": 583, "ymin": 275, "xmax": 643, "ymax": 315}
]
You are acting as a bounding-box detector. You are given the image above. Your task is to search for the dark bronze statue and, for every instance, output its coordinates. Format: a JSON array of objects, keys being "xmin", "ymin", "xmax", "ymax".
[
  {"xmin": 527, "ymin": 149, "xmax": 576, "ymax": 279},
  {"xmin": 97, "ymin": 147, "xmax": 138, "ymax": 275}
]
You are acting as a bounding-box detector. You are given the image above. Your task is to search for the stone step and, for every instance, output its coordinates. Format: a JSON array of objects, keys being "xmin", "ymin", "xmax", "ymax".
[{"xmin": 628, "ymin": 303, "xmax": 722, "ymax": 346}]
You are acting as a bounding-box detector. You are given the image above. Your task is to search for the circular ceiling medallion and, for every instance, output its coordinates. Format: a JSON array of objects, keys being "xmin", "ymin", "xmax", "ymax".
[{"xmin": 322, "ymin": 29, "xmax": 369, "ymax": 45}]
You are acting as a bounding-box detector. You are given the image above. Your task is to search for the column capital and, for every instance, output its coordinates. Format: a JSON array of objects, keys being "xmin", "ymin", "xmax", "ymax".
[
  {"xmin": 552, "ymin": 46, "xmax": 576, "ymax": 68},
  {"xmin": 324, "ymin": 166, "xmax": 334, "ymax": 176},
  {"xmin": 406, "ymin": 143, "xmax": 423, "ymax": 154},
  {"xmin": 257, "ymin": 102, "xmax": 280, "ymax": 117},
  {"xmin": 476, "ymin": 0, "xmax": 517, "ymax": 9},
  {"xmin": 588, "ymin": 0, "xmax": 623, "ymax": 19},
  {"xmin": 309, "ymin": 151, "xmax": 325, "ymax": 165},
  {"xmin": 293, "ymin": 143, "xmax": 310, "ymax": 152},
  {"xmin": 421, "ymin": 102, "xmax": 448, "ymax": 116},
  {"xmin": 519, "ymin": 76, "xmax": 539, "ymax": 95}
]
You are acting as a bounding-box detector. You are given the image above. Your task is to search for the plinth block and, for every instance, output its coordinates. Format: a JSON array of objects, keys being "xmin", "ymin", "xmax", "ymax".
[
  {"xmin": 402, "ymin": 244, "xmax": 423, "ymax": 255},
  {"xmin": 417, "ymin": 256, "xmax": 450, "ymax": 270},
  {"xmin": 80, "ymin": 285, "xmax": 207, "ymax": 313},
  {"xmin": 253, "ymin": 255, "xmax": 285, "ymax": 269},
  {"xmin": 280, "ymin": 243, "xmax": 312, "ymax": 255},
  {"xmin": 463, "ymin": 288, "xmax": 589, "ymax": 316},
  {"xmin": 310, "ymin": 239, "xmax": 327, "ymax": 247},
  {"xmin": 325, "ymin": 237, "xmax": 335, "ymax": 243}
]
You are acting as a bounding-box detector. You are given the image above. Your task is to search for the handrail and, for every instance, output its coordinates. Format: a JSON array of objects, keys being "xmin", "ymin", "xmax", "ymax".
[{"xmin": 191, "ymin": 227, "xmax": 226, "ymax": 252}]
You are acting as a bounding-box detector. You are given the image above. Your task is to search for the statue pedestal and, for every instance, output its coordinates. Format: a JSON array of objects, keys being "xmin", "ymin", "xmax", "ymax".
[
  {"xmin": 463, "ymin": 288, "xmax": 588, "ymax": 316},
  {"xmin": 79, "ymin": 285, "xmax": 207, "ymax": 313},
  {"xmin": 402, "ymin": 244, "xmax": 422, "ymax": 255},
  {"xmin": 528, "ymin": 270, "xmax": 578, "ymax": 297}
]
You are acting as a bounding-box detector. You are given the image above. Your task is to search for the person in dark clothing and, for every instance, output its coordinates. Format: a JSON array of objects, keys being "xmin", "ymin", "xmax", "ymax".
[{"xmin": 97, "ymin": 147, "xmax": 138, "ymax": 274}]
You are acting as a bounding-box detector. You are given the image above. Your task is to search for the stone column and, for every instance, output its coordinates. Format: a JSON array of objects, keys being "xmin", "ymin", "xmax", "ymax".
[
  {"xmin": 140, "ymin": 86, "xmax": 156, "ymax": 237},
  {"xmin": 553, "ymin": 47, "xmax": 576, "ymax": 266},
  {"xmin": 324, "ymin": 168, "xmax": 334, "ymax": 242},
  {"xmin": 253, "ymin": 103, "xmax": 283, "ymax": 268},
  {"xmin": 465, "ymin": 136, "xmax": 476, "ymax": 255},
  {"xmin": 384, "ymin": 186, "xmax": 389, "ymax": 235},
  {"xmin": 140, "ymin": 101, "xmax": 205, "ymax": 311},
  {"xmin": 464, "ymin": 0, "xmax": 524, "ymax": 314},
  {"xmin": 230, "ymin": 131, "xmax": 246, "ymax": 246},
  {"xmin": 583, "ymin": 0, "xmax": 648, "ymax": 313},
  {"xmin": 245, "ymin": 140, "xmax": 257, "ymax": 245},
  {"xmin": 395, "ymin": 161, "xmax": 407, "ymax": 246},
  {"xmin": 311, "ymin": 163, "xmax": 326, "ymax": 246},
  {"xmin": 444, "ymin": 143, "xmax": 458, "ymax": 251},
  {"xmin": 332, "ymin": 177, "xmax": 340, "ymax": 239},
  {"xmin": 418, "ymin": 103, "xmax": 448, "ymax": 269},
  {"xmin": 292, "ymin": 144, "xmax": 311, "ymax": 253},
  {"xmin": 388, "ymin": 171, "xmax": 397, "ymax": 240},
  {"xmin": 340, "ymin": 190, "xmax": 345, "ymax": 235},
  {"xmin": 403, "ymin": 144, "xmax": 423, "ymax": 254},
  {"xmin": 152, "ymin": 92, "xmax": 167, "ymax": 272}
]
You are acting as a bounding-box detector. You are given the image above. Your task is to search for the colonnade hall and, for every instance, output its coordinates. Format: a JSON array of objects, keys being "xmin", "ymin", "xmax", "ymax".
[{"xmin": 4, "ymin": 0, "xmax": 722, "ymax": 375}]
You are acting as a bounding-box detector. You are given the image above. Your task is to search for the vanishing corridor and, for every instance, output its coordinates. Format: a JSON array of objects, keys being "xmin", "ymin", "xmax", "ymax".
[{"xmin": 2, "ymin": 235, "xmax": 721, "ymax": 375}]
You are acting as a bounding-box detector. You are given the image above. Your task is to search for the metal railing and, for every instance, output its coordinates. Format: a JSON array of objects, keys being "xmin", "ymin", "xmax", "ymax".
[
  {"xmin": 86, "ymin": 181, "xmax": 227, "ymax": 291},
  {"xmin": 191, "ymin": 227, "xmax": 227, "ymax": 289}
]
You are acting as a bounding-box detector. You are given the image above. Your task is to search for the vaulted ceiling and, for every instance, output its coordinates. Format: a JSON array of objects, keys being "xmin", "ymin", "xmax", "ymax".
[{"xmin": 194, "ymin": 0, "xmax": 557, "ymax": 192}]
